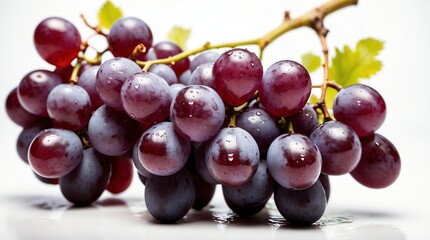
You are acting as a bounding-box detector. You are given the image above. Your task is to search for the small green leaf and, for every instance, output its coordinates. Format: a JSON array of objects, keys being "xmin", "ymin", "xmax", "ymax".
[
  {"xmin": 329, "ymin": 37, "xmax": 384, "ymax": 85},
  {"xmin": 167, "ymin": 26, "xmax": 191, "ymax": 50},
  {"xmin": 98, "ymin": 0, "xmax": 123, "ymax": 30},
  {"xmin": 301, "ymin": 53, "xmax": 321, "ymax": 73}
]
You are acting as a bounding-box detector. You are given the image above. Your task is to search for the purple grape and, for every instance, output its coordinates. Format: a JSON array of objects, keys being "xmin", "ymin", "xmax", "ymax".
[
  {"xmin": 333, "ymin": 84, "xmax": 387, "ymax": 137},
  {"xmin": 274, "ymin": 180, "xmax": 327, "ymax": 226},
  {"xmin": 108, "ymin": 17, "xmax": 153, "ymax": 58},
  {"xmin": 34, "ymin": 171, "xmax": 59, "ymax": 185},
  {"xmin": 222, "ymin": 161, "xmax": 274, "ymax": 216},
  {"xmin": 138, "ymin": 122, "xmax": 191, "ymax": 176},
  {"xmin": 34, "ymin": 17, "xmax": 81, "ymax": 67},
  {"xmin": 169, "ymin": 83, "xmax": 186, "ymax": 98},
  {"xmin": 190, "ymin": 51, "xmax": 220, "ymax": 72},
  {"xmin": 28, "ymin": 128, "xmax": 83, "ymax": 178},
  {"xmin": 88, "ymin": 105, "xmax": 141, "ymax": 156},
  {"xmin": 153, "ymin": 41, "xmax": 190, "ymax": 77},
  {"xmin": 145, "ymin": 168, "xmax": 196, "ymax": 223},
  {"xmin": 170, "ymin": 85, "xmax": 225, "ymax": 142},
  {"xmin": 47, "ymin": 84, "xmax": 92, "ymax": 131},
  {"xmin": 121, "ymin": 72, "xmax": 172, "ymax": 123},
  {"xmin": 205, "ymin": 127, "xmax": 260, "ymax": 187},
  {"xmin": 213, "ymin": 48, "xmax": 263, "ymax": 106},
  {"xmin": 60, "ymin": 148, "xmax": 112, "ymax": 206},
  {"xmin": 189, "ymin": 62, "xmax": 215, "ymax": 88},
  {"xmin": 194, "ymin": 142, "xmax": 219, "ymax": 185},
  {"xmin": 17, "ymin": 70, "xmax": 63, "ymax": 116},
  {"xmin": 5, "ymin": 88, "xmax": 40, "ymax": 127},
  {"xmin": 310, "ymin": 121, "xmax": 362, "ymax": 175},
  {"xmin": 179, "ymin": 69, "xmax": 192, "ymax": 85},
  {"xmin": 319, "ymin": 173, "xmax": 330, "ymax": 201},
  {"xmin": 290, "ymin": 103, "xmax": 318, "ymax": 136},
  {"xmin": 236, "ymin": 107, "xmax": 280, "ymax": 154},
  {"xmin": 107, "ymin": 158, "xmax": 134, "ymax": 194},
  {"xmin": 95, "ymin": 57, "xmax": 141, "ymax": 111},
  {"xmin": 148, "ymin": 64, "xmax": 178, "ymax": 85},
  {"xmin": 78, "ymin": 66, "xmax": 104, "ymax": 111},
  {"xmin": 132, "ymin": 142, "xmax": 151, "ymax": 177},
  {"xmin": 16, "ymin": 120, "xmax": 51, "ymax": 164},
  {"xmin": 192, "ymin": 172, "xmax": 216, "ymax": 210},
  {"xmin": 350, "ymin": 133, "xmax": 401, "ymax": 188},
  {"xmin": 259, "ymin": 60, "xmax": 311, "ymax": 117},
  {"xmin": 267, "ymin": 133, "xmax": 322, "ymax": 190}
]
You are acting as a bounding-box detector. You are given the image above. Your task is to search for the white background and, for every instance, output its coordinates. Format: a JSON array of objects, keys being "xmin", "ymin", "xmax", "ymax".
[{"xmin": 1, "ymin": 0, "xmax": 429, "ymax": 239}]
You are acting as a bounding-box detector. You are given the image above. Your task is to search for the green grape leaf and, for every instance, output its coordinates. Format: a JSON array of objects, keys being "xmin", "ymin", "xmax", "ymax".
[
  {"xmin": 329, "ymin": 38, "xmax": 384, "ymax": 85},
  {"xmin": 301, "ymin": 53, "xmax": 321, "ymax": 73},
  {"xmin": 167, "ymin": 26, "xmax": 191, "ymax": 50},
  {"xmin": 98, "ymin": 0, "xmax": 123, "ymax": 30}
]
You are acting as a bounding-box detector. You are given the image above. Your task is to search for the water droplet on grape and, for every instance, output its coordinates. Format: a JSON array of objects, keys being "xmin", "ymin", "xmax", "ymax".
[
  {"xmin": 256, "ymin": 111, "xmax": 261, "ymax": 116},
  {"xmin": 134, "ymin": 84, "xmax": 140, "ymax": 89},
  {"xmin": 227, "ymin": 153, "xmax": 234, "ymax": 161},
  {"xmin": 250, "ymin": 61, "xmax": 255, "ymax": 67}
]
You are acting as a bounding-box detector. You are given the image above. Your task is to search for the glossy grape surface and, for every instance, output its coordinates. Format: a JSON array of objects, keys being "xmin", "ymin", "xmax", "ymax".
[
  {"xmin": 350, "ymin": 133, "xmax": 401, "ymax": 188},
  {"xmin": 170, "ymin": 85, "xmax": 225, "ymax": 142},
  {"xmin": 95, "ymin": 57, "xmax": 141, "ymax": 111},
  {"xmin": 260, "ymin": 60, "xmax": 311, "ymax": 117},
  {"xmin": 121, "ymin": 72, "xmax": 172, "ymax": 123},
  {"xmin": 213, "ymin": 48, "xmax": 263, "ymax": 106},
  {"xmin": 189, "ymin": 62, "xmax": 215, "ymax": 88},
  {"xmin": 28, "ymin": 128, "xmax": 83, "ymax": 178},
  {"xmin": 190, "ymin": 51, "xmax": 220, "ymax": 72},
  {"xmin": 108, "ymin": 17, "xmax": 153, "ymax": 58},
  {"xmin": 5, "ymin": 88, "xmax": 40, "ymax": 127},
  {"xmin": 205, "ymin": 127, "xmax": 260, "ymax": 187},
  {"xmin": 34, "ymin": 17, "xmax": 81, "ymax": 67},
  {"xmin": 333, "ymin": 84, "xmax": 386, "ymax": 137},
  {"xmin": 153, "ymin": 41, "xmax": 190, "ymax": 77},
  {"xmin": 267, "ymin": 133, "xmax": 322, "ymax": 190},
  {"xmin": 17, "ymin": 70, "xmax": 63, "ymax": 116},
  {"xmin": 107, "ymin": 158, "xmax": 134, "ymax": 194},
  {"xmin": 145, "ymin": 169, "xmax": 195, "ymax": 223},
  {"xmin": 290, "ymin": 103, "xmax": 318, "ymax": 136},
  {"xmin": 60, "ymin": 148, "xmax": 112, "ymax": 206},
  {"xmin": 47, "ymin": 84, "xmax": 92, "ymax": 131},
  {"xmin": 16, "ymin": 120, "xmax": 51, "ymax": 164},
  {"xmin": 138, "ymin": 122, "xmax": 191, "ymax": 176},
  {"xmin": 78, "ymin": 66, "xmax": 104, "ymax": 111},
  {"xmin": 310, "ymin": 121, "xmax": 362, "ymax": 175},
  {"xmin": 148, "ymin": 64, "xmax": 178, "ymax": 85}
]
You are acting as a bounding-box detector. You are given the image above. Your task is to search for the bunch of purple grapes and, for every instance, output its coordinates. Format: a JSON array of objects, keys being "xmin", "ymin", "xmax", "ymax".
[{"xmin": 5, "ymin": 16, "xmax": 401, "ymax": 226}]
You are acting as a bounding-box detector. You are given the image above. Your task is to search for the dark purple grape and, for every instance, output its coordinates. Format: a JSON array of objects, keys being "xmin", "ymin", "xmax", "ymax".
[
  {"xmin": 213, "ymin": 48, "xmax": 263, "ymax": 106},
  {"xmin": 350, "ymin": 133, "xmax": 401, "ymax": 188},
  {"xmin": 205, "ymin": 127, "xmax": 260, "ymax": 187},
  {"xmin": 290, "ymin": 103, "xmax": 318, "ymax": 136},
  {"xmin": 179, "ymin": 69, "xmax": 191, "ymax": 85},
  {"xmin": 260, "ymin": 60, "xmax": 311, "ymax": 117},
  {"xmin": 153, "ymin": 41, "xmax": 190, "ymax": 77},
  {"xmin": 222, "ymin": 161, "xmax": 273, "ymax": 216},
  {"xmin": 5, "ymin": 88, "xmax": 40, "ymax": 127},
  {"xmin": 309, "ymin": 121, "xmax": 362, "ymax": 175},
  {"xmin": 121, "ymin": 72, "xmax": 172, "ymax": 123},
  {"xmin": 47, "ymin": 84, "xmax": 92, "ymax": 131},
  {"xmin": 148, "ymin": 64, "xmax": 178, "ymax": 85},
  {"xmin": 54, "ymin": 65, "xmax": 74, "ymax": 82},
  {"xmin": 170, "ymin": 85, "xmax": 225, "ymax": 142},
  {"xmin": 34, "ymin": 17, "xmax": 81, "ymax": 67},
  {"xmin": 192, "ymin": 173, "xmax": 216, "ymax": 210},
  {"xmin": 132, "ymin": 142, "xmax": 151, "ymax": 177},
  {"xmin": 88, "ymin": 105, "xmax": 141, "ymax": 156},
  {"xmin": 17, "ymin": 70, "xmax": 63, "ymax": 116},
  {"xmin": 274, "ymin": 180, "xmax": 327, "ymax": 226},
  {"xmin": 225, "ymin": 197, "xmax": 266, "ymax": 217},
  {"xmin": 95, "ymin": 57, "xmax": 141, "ymax": 111},
  {"xmin": 236, "ymin": 107, "xmax": 280, "ymax": 154},
  {"xmin": 189, "ymin": 62, "xmax": 215, "ymax": 88},
  {"xmin": 78, "ymin": 66, "xmax": 104, "ymax": 111},
  {"xmin": 138, "ymin": 122, "xmax": 191, "ymax": 176},
  {"xmin": 108, "ymin": 17, "xmax": 153, "ymax": 58},
  {"xmin": 28, "ymin": 128, "xmax": 83, "ymax": 178},
  {"xmin": 145, "ymin": 168, "xmax": 195, "ymax": 223},
  {"xmin": 60, "ymin": 148, "xmax": 112, "ymax": 206},
  {"xmin": 137, "ymin": 172, "xmax": 148, "ymax": 185},
  {"xmin": 190, "ymin": 51, "xmax": 220, "ymax": 72},
  {"xmin": 333, "ymin": 84, "xmax": 386, "ymax": 137},
  {"xmin": 107, "ymin": 157, "xmax": 134, "ymax": 194},
  {"xmin": 34, "ymin": 171, "xmax": 59, "ymax": 185},
  {"xmin": 16, "ymin": 120, "xmax": 51, "ymax": 164},
  {"xmin": 194, "ymin": 142, "xmax": 219, "ymax": 185},
  {"xmin": 267, "ymin": 133, "xmax": 322, "ymax": 190},
  {"xmin": 318, "ymin": 174, "xmax": 330, "ymax": 201}
]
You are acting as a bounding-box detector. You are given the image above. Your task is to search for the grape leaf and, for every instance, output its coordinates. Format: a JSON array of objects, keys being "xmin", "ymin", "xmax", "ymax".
[
  {"xmin": 301, "ymin": 53, "xmax": 321, "ymax": 73},
  {"xmin": 98, "ymin": 0, "xmax": 123, "ymax": 30},
  {"xmin": 167, "ymin": 26, "xmax": 191, "ymax": 50}
]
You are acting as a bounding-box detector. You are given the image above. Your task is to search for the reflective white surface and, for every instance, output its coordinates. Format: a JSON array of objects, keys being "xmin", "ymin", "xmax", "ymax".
[{"xmin": 1, "ymin": 0, "xmax": 430, "ymax": 239}]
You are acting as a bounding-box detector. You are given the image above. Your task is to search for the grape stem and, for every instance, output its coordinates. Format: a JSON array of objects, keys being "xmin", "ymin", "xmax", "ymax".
[
  {"xmin": 136, "ymin": 0, "xmax": 358, "ymax": 73},
  {"xmin": 80, "ymin": 14, "xmax": 107, "ymax": 37}
]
